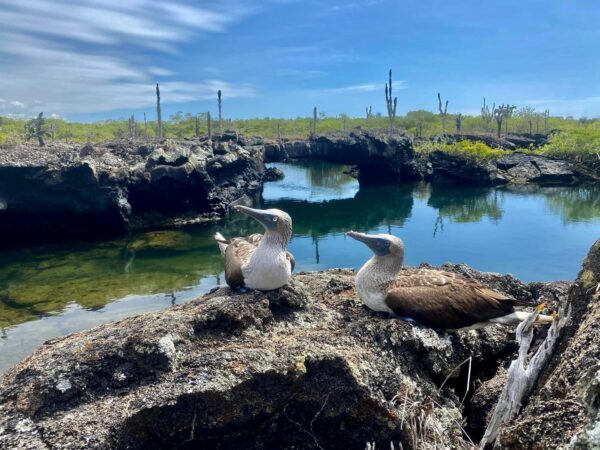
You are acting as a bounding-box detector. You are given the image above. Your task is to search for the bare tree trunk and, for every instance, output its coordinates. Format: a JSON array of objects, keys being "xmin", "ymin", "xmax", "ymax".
[{"xmin": 480, "ymin": 304, "xmax": 570, "ymax": 448}]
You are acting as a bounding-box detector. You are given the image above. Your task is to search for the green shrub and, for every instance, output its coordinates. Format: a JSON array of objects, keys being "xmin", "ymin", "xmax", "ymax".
[
  {"xmin": 415, "ymin": 140, "xmax": 510, "ymax": 162},
  {"xmin": 537, "ymin": 127, "xmax": 600, "ymax": 163}
]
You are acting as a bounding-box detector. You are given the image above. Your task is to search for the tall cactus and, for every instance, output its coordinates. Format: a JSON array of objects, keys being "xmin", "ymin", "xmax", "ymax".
[
  {"xmin": 493, "ymin": 105, "xmax": 504, "ymax": 138},
  {"xmin": 217, "ymin": 90, "xmax": 222, "ymax": 135},
  {"xmin": 277, "ymin": 122, "xmax": 282, "ymax": 145},
  {"xmin": 156, "ymin": 84, "xmax": 163, "ymax": 139},
  {"xmin": 385, "ymin": 69, "xmax": 397, "ymax": 133},
  {"xmin": 128, "ymin": 114, "xmax": 136, "ymax": 138},
  {"xmin": 143, "ymin": 112, "xmax": 148, "ymax": 140},
  {"xmin": 504, "ymin": 105, "xmax": 516, "ymax": 135},
  {"xmin": 310, "ymin": 107, "xmax": 317, "ymax": 139},
  {"xmin": 365, "ymin": 105, "xmax": 372, "ymax": 123},
  {"xmin": 25, "ymin": 112, "xmax": 47, "ymax": 146},
  {"xmin": 481, "ymin": 97, "xmax": 494, "ymax": 132},
  {"xmin": 455, "ymin": 113, "xmax": 463, "ymax": 132},
  {"xmin": 437, "ymin": 93, "xmax": 448, "ymax": 134},
  {"xmin": 544, "ymin": 109, "xmax": 550, "ymax": 134},
  {"xmin": 492, "ymin": 104, "xmax": 516, "ymax": 138},
  {"xmin": 207, "ymin": 111, "xmax": 212, "ymax": 140}
]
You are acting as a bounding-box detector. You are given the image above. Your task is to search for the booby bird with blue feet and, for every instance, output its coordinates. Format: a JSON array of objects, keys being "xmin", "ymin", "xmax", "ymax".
[
  {"xmin": 346, "ymin": 231, "xmax": 554, "ymax": 331},
  {"xmin": 215, "ymin": 206, "xmax": 294, "ymax": 291}
]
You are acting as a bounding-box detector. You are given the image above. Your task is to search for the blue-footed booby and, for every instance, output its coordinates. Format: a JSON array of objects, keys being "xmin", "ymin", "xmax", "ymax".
[
  {"xmin": 346, "ymin": 231, "xmax": 554, "ymax": 330},
  {"xmin": 215, "ymin": 206, "xmax": 294, "ymax": 291}
]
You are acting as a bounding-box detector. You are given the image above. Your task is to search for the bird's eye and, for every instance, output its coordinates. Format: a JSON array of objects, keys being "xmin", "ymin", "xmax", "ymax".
[{"xmin": 272, "ymin": 216, "xmax": 278, "ymax": 222}]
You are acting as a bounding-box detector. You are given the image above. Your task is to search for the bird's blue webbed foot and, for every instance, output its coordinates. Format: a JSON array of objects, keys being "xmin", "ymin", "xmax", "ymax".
[
  {"xmin": 238, "ymin": 286, "xmax": 254, "ymax": 293},
  {"xmin": 398, "ymin": 316, "xmax": 418, "ymax": 325}
]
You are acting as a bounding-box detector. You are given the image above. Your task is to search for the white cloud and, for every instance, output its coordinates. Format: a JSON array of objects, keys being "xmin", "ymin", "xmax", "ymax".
[
  {"xmin": 308, "ymin": 82, "xmax": 404, "ymax": 95},
  {"xmin": 0, "ymin": 0, "xmax": 255, "ymax": 116}
]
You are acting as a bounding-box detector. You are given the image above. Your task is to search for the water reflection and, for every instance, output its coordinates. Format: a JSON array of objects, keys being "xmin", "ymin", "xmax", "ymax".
[
  {"xmin": 428, "ymin": 182, "xmax": 504, "ymax": 223},
  {"xmin": 0, "ymin": 160, "xmax": 599, "ymax": 374},
  {"xmin": 263, "ymin": 183, "xmax": 414, "ymax": 236},
  {"xmin": 262, "ymin": 160, "xmax": 359, "ymax": 202},
  {"xmin": 507, "ymin": 185, "xmax": 600, "ymax": 223}
]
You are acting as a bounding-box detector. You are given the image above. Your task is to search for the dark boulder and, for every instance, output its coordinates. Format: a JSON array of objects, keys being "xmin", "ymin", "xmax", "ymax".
[
  {"xmin": 0, "ymin": 139, "xmax": 264, "ymax": 245},
  {"xmin": 263, "ymin": 166, "xmax": 285, "ymax": 182}
]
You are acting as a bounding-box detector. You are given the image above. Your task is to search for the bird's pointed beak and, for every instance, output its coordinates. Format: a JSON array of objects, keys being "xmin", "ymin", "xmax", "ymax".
[
  {"xmin": 234, "ymin": 205, "xmax": 276, "ymax": 229},
  {"xmin": 345, "ymin": 230, "xmax": 391, "ymax": 256},
  {"xmin": 345, "ymin": 230, "xmax": 370, "ymax": 243}
]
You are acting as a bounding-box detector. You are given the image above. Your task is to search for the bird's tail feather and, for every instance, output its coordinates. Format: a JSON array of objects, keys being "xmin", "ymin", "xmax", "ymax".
[
  {"xmin": 513, "ymin": 310, "xmax": 555, "ymax": 325},
  {"xmin": 214, "ymin": 232, "xmax": 228, "ymax": 256},
  {"xmin": 490, "ymin": 309, "xmax": 556, "ymax": 326}
]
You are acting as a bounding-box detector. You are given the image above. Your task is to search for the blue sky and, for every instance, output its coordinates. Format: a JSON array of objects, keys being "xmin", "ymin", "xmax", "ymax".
[{"xmin": 1, "ymin": 0, "xmax": 599, "ymax": 121}]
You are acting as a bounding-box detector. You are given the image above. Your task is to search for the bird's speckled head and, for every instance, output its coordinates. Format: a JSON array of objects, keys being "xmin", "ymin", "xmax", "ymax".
[
  {"xmin": 234, "ymin": 206, "xmax": 292, "ymax": 242},
  {"xmin": 346, "ymin": 231, "xmax": 404, "ymax": 259}
]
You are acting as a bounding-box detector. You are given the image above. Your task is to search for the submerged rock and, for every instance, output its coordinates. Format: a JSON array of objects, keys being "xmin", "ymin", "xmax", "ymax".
[
  {"xmin": 263, "ymin": 166, "xmax": 285, "ymax": 182},
  {"xmin": 0, "ymin": 264, "xmax": 573, "ymax": 449},
  {"xmin": 0, "ymin": 139, "xmax": 264, "ymax": 245}
]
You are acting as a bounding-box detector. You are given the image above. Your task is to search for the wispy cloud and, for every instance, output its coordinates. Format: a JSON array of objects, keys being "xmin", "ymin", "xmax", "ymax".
[
  {"xmin": 0, "ymin": 0, "xmax": 256, "ymax": 116},
  {"xmin": 325, "ymin": 0, "xmax": 383, "ymax": 12},
  {"xmin": 307, "ymin": 82, "xmax": 404, "ymax": 96}
]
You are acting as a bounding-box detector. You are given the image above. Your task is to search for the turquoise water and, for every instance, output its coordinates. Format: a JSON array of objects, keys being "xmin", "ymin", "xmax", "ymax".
[{"xmin": 0, "ymin": 160, "xmax": 599, "ymax": 373}]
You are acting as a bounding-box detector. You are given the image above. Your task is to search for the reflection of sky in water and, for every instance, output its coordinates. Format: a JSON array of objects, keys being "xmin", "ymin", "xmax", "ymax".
[
  {"xmin": 262, "ymin": 161, "xmax": 359, "ymax": 202},
  {"xmin": 1, "ymin": 161, "xmax": 599, "ymax": 374}
]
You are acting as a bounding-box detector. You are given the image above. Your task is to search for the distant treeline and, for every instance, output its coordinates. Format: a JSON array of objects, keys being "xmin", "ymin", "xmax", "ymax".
[{"xmin": 1, "ymin": 109, "xmax": 599, "ymax": 144}]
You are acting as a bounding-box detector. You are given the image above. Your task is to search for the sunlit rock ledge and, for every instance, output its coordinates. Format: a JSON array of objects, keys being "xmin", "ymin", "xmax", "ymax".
[{"xmin": 1, "ymin": 239, "xmax": 598, "ymax": 450}]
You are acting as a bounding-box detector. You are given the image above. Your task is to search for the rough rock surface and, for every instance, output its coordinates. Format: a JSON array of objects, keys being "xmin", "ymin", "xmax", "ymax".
[
  {"xmin": 263, "ymin": 166, "xmax": 285, "ymax": 182},
  {"xmin": 498, "ymin": 239, "xmax": 600, "ymax": 449},
  {"xmin": 264, "ymin": 129, "xmax": 419, "ymax": 182},
  {"xmin": 262, "ymin": 131, "xmax": 585, "ymax": 186},
  {"xmin": 0, "ymin": 138, "xmax": 264, "ymax": 244},
  {"xmin": 0, "ymin": 265, "xmax": 572, "ymax": 450},
  {"xmin": 428, "ymin": 151, "xmax": 582, "ymax": 185},
  {"xmin": 429, "ymin": 133, "xmax": 549, "ymax": 151}
]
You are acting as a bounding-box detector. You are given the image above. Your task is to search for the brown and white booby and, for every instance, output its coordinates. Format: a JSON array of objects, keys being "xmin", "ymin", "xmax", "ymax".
[
  {"xmin": 346, "ymin": 231, "xmax": 554, "ymax": 330},
  {"xmin": 215, "ymin": 206, "xmax": 294, "ymax": 291}
]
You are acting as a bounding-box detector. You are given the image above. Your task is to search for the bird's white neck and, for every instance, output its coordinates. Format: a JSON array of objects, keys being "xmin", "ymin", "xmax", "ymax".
[
  {"xmin": 357, "ymin": 255, "xmax": 403, "ymax": 291},
  {"xmin": 258, "ymin": 229, "xmax": 289, "ymax": 251}
]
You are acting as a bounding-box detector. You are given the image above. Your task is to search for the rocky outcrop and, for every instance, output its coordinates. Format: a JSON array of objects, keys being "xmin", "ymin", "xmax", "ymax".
[
  {"xmin": 0, "ymin": 138, "xmax": 264, "ymax": 244},
  {"xmin": 430, "ymin": 133, "xmax": 549, "ymax": 151},
  {"xmin": 264, "ymin": 130, "xmax": 419, "ymax": 182},
  {"xmin": 428, "ymin": 151, "xmax": 582, "ymax": 185},
  {"xmin": 262, "ymin": 131, "xmax": 586, "ymax": 186},
  {"xmin": 498, "ymin": 238, "xmax": 600, "ymax": 449},
  {"xmin": 0, "ymin": 263, "xmax": 574, "ymax": 449}
]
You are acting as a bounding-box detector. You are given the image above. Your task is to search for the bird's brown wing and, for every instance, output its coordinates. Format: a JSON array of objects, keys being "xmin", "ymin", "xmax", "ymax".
[
  {"xmin": 223, "ymin": 236, "xmax": 260, "ymax": 289},
  {"xmin": 287, "ymin": 251, "xmax": 295, "ymax": 272},
  {"xmin": 384, "ymin": 269, "xmax": 515, "ymax": 329}
]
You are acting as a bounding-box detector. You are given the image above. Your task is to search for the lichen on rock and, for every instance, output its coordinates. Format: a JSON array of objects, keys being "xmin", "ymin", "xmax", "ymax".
[{"xmin": 0, "ymin": 262, "xmax": 578, "ymax": 449}]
